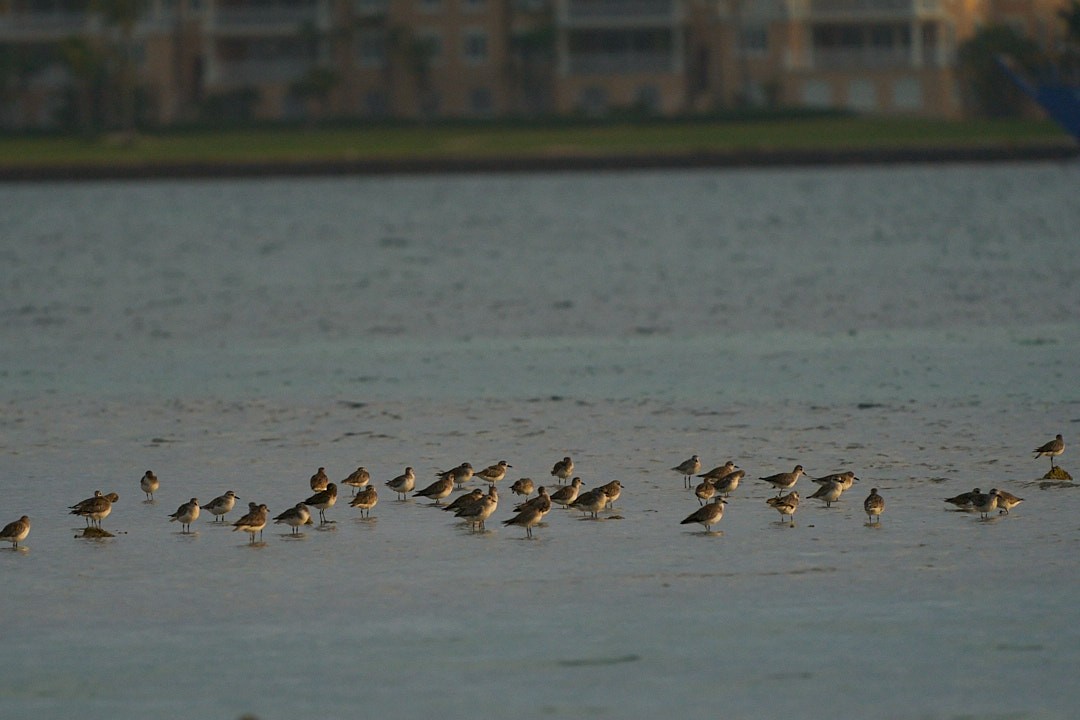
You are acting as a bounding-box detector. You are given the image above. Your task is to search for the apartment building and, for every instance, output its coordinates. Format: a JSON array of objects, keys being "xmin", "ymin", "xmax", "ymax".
[{"xmin": 0, "ymin": 0, "xmax": 1070, "ymax": 127}]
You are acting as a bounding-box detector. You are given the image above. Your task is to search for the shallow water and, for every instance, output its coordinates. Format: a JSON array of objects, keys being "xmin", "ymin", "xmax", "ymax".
[{"xmin": 1, "ymin": 163, "xmax": 1079, "ymax": 719}]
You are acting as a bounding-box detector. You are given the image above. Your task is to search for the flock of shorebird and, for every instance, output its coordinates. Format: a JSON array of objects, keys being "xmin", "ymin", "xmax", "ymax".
[{"xmin": 0, "ymin": 434, "xmax": 1061, "ymax": 549}]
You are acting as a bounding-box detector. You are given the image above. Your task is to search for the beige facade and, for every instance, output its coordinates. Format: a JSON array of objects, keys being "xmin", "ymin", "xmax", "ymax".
[{"xmin": 0, "ymin": 0, "xmax": 1071, "ymax": 127}]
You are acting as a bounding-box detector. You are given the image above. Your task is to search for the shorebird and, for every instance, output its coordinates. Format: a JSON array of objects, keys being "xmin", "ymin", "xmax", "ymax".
[
  {"xmin": 768, "ymin": 491, "xmax": 799, "ymax": 523},
  {"xmin": 694, "ymin": 478, "xmax": 717, "ymax": 506},
  {"xmin": 169, "ymin": 498, "xmax": 200, "ymax": 533},
  {"xmin": 570, "ymin": 488, "xmax": 607, "ymax": 518},
  {"xmin": 681, "ymin": 498, "xmax": 727, "ymax": 533},
  {"xmin": 809, "ymin": 479, "xmax": 844, "ymax": 508},
  {"xmin": 712, "ymin": 469, "xmax": 744, "ymax": 496},
  {"xmin": 502, "ymin": 504, "xmax": 547, "ymax": 538},
  {"xmin": 349, "ymin": 486, "xmax": 378, "ymax": 518},
  {"xmin": 697, "ymin": 461, "xmax": 738, "ymax": 481},
  {"xmin": 994, "ymin": 488, "xmax": 1024, "ymax": 515},
  {"xmin": 475, "ymin": 461, "xmax": 512, "ymax": 485},
  {"xmin": 309, "ymin": 467, "xmax": 330, "ymax": 492},
  {"xmin": 761, "ymin": 465, "xmax": 805, "ymax": 496},
  {"xmin": 274, "ymin": 503, "xmax": 312, "ymax": 535},
  {"xmin": 233, "ymin": 503, "xmax": 269, "ymax": 543},
  {"xmin": 514, "ymin": 486, "xmax": 551, "ymax": 514},
  {"xmin": 444, "ymin": 487, "xmax": 484, "ymax": 513},
  {"xmin": 944, "ymin": 488, "xmax": 981, "ymax": 509},
  {"xmin": 510, "ymin": 478, "xmax": 535, "ymax": 499},
  {"xmin": 550, "ymin": 477, "xmax": 584, "ymax": 509},
  {"xmin": 971, "ymin": 489, "xmax": 998, "ymax": 519},
  {"xmin": 1033, "ymin": 434, "xmax": 1065, "ymax": 468},
  {"xmin": 864, "ymin": 488, "xmax": 885, "ymax": 523},
  {"xmin": 341, "ymin": 467, "xmax": 371, "ymax": 495},
  {"xmin": 435, "ymin": 463, "xmax": 474, "ymax": 488},
  {"xmin": 304, "ymin": 483, "xmax": 338, "ymax": 524},
  {"xmin": 597, "ymin": 480, "xmax": 623, "ymax": 509},
  {"xmin": 203, "ymin": 490, "xmax": 239, "ymax": 522},
  {"xmin": 0, "ymin": 516, "xmax": 30, "ymax": 549},
  {"xmin": 455, "ymin": 486, "xmax": 498, "ymax": 532},
  {"xmin": 811, "ymin": 471, "xmax": 858, "ymax": 491},
  {"xmin": 70, "ymin": 491, "xmax": 119, "ymax": 528},
  {"xmin": 386, "ymin": 467, "xmax": 416, "ymax": 500},
  {"xmin": 672, "ymin": 455, "xmax": 701, "ymax": 488},
  {"xmin": 551, "ymin": 456, "xmax": 574, "ymax": 484},
  {"xmin": 413, "ymin": 474, "xmax": 455, "ymax": 505},
  {"xmin": 139, "ymin": 470, "xmax": 159, "ymax": 501}
]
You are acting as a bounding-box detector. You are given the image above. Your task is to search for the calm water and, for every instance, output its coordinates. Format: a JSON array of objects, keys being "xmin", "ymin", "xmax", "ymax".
[{"xmin": 1, "ymin": 162, "xmax": 1079, "ymax": 719}]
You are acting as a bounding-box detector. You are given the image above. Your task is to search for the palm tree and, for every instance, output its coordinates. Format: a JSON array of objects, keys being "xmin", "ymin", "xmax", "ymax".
[{"xmin": 94, "ymin": 0, "xmax": 141, "ymax": 138}]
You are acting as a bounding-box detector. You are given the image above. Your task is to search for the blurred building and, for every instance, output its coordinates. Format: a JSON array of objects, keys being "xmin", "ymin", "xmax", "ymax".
[{"xmin": 0, "ymin": 0, "xmax": 1070, "ymax": 127}]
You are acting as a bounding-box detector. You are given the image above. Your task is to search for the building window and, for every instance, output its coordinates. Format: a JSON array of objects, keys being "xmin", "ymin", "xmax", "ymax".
[
  {"xmin": 463, "ymin": 0, "xmax": 487, "ymax": 12},
  {"xmin": 415, "ymin": 29, "xmax": 443, "ymax": 66},
  {"xmin": 579, "ymin": 85, "xmax": 607, "ymax": 116},
  {"xmin": 740, "ymin": 25, "xmax": 767, "ymax": 57},
  {"xmin": 365, "ymin": 91, "xmax": 389, "ymax": 117},
  {"xmin": 635, "ymin": 84, "xmax": 660, "ymax": 114},
  {"xmin": 801, "ymin": 79, "xmax": 831, "ymax": 108},
  {"xmin": 463, "ymin": 29, "xmax": 488, "ymax": 65},
  {"xmin": 418, "ymin": 0, "xmax": 442, "ymax": 13},
  {"xmin": 847, "ymin": 79, "xmax": 876, "ymax": 112},
  {"xmin": 892, "ymin": 77, "xmax": 922, "ymax": 111},
  {"xmin": 356, "ymin": 30, "xmax": 386, "ymax": 69},
  {"xmin": 470, "ymin": 87, "xmax": 494, "ymax": 115}
]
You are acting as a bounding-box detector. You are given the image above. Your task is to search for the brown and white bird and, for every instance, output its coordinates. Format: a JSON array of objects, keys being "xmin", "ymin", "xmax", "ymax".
[
  {"xmin": 694, "ymin": 478, "xmax": 717, "ymax": 506},
  {"xmin": 444, "ymin": 487, "xmax": 485, "ymax": 513},
  {"xmin": 768, "ymin": 491, "xmax": 799, "ymax": 522},
  {"xmin": 569, "ymin": 488, "xmax": 607, "ymax": 519},
  {"xmin": 203, "ymin": 490, "xmax": 239, "ymax": 522},
  {"xmin": 510, "ymin": 477, "xmax": 535, "ymax": 499},
  {"xmin": 435, "ymin": 462, "xmax": 474, "ymax": 488},
  {"xmin": 274, "ymin": 503, "xmax": 312, "ymax": 535},
  {"xmin": 309, "ymin": 466, "xmax": 330, "ymax": 492},
  {"xmin": 139, "ymin": 470, "xmax": 159, "ymax": 501},
  {"xmin": 349, "ymin": 485, "xmax": 379, "ymax": 518},
  {"xmin": 502, "ymin": 502, "xmax": 548, "ymax": 539},
  {"xmin": 0, "ymin": 516, "xmax": 30, "ymax": 549},
  {"xmin": 761, "ymin": 465, "xmax": 805, "ymax": 496},
  {"xmin": 597, "ymin": 480, "xmax": 623, "ymax": 509},
  {"xmin": 971, "ymin": 489, "xmax": 998, "ymax": 519},
  {"xmin": 864, "ymin": 488, "xmax": 885, "ymax": 523},
  {"xmin": 944, "ymin": 488, "xmax": 981, "ymax": 509},
  {"xmin": 514, "ymin": 486, "xmax": 551, "ymax": 514},
  {"xmin": 386, "ymin": 467, "xmax": 416, "ymax": 500},
  {"xmin": 550, "ymin": 477, "xmax": 584, "ymax": 509},
  {"xmin": 341, "ymin": 467, "xmax": 371, "ymax": 494},
  {"xmin": 994, "ymin": 488, "xmax": 1024, "ymax": 515},
  {"xmin": 680, "ymin": 498, "xmax": 727, "ymax": 533},
  {"xmin": 1033, "ymin": 434, "xmax": 1065, "ymax": 468},
  {"xmin": 550, "ymin": 456, "xmax": 574, "ymax": 484},
  {"xmin": 233, "ymin": 503, "xmax": 269, "ymax": 543},
  {"xmin": 697, "ymin": 461, "xmax": 738, "ymax": 481},
  {"xmin": 811, "ymin": 471, "xmax": 858, "ymax": 491},
  {"xmin": 809, "ymin": 479, "xmax": 844, "ymax": 508},
  {"xmin": 168, "ymin": 498, "xmax": 200, "ymax": 533},
  {"xmin": 413, "ymin": 474, "xmax": 455, "ymax": 505},
  {"xmin": 454, "ymin": 486, "xmax": 498, "ymax": 532},
  {"xmin": 475, "ymin": 461, "xmax": 512, "ymax": 485},
  {"xmin": 304, "ymin": 483, "xmax": 338, "ymax": 524},
  {"xmin": 712, "ymin": 469, "xmax": 744, "ymax": 496},
  {"xmin": 672, "ymin": 455, "xmax": 701, "ymax": 488},
  {"xmin": 70, "ymin": 491, "xmax": 119, "ymax": 528}
]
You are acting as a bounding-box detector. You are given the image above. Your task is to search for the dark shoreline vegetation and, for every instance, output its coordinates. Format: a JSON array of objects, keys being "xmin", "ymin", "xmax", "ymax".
[{"xmin": 1, "ymin": 114, "xmax": 1076, "ymax": 181}]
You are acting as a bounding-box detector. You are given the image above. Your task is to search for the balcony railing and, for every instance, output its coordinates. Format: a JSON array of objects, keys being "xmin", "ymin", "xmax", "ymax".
[
  {"xmin": 212, "ymin": 4, "xmax": 324, "ymax": 32},
  {"xmin": 810, "ymin": 45, "xmax": 944, "ymax": 69},
  {"xmin": 564, "ymin": 0, "xmax": 678, "ymax": 23},
  {"xmin": 0, "ymin": 11, "xmax": 97, "ymax": 38},
  {"xmin": 568, "ymin": 51, "xmax": 675, "ymax": 74},
  {"xmin": 808, "ymin": 0, "xmax": 941, "ymax": 18},
  {"xmin": 212, "ymin": 58, "xmax": 309, "ymax": 86}
]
